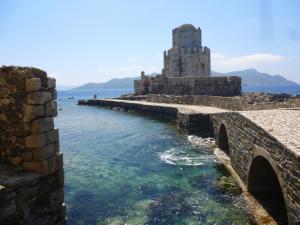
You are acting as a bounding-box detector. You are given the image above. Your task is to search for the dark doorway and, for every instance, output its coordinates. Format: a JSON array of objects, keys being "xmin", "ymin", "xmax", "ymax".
[
  {"xmin": 218, "ymin": 124, "xmax": 229, "ymax": 155},
  {"xmin": 248, "ymin": 156, "xmax": 288, "ymax": 225}
]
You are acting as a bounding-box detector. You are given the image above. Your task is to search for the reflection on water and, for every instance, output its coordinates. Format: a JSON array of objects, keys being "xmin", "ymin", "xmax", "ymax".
[{"xmin": 56, "ymin": 90, "xmax": 255, "ymax": 225}]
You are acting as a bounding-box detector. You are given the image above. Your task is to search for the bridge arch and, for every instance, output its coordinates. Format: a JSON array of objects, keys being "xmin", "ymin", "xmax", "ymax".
[
  {"xmin": 248, "ymin": 149, "xmax": 288, "ymax": 225},
  {"xmin": 218, "ymin": 123, "xmax": 230, "ymax": 155}
]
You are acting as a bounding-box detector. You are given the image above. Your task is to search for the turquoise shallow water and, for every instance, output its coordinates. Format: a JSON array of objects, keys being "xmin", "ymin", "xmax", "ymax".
[{"xmin": 56, "ymin": 90, "xmax": 255, "ymax": 225}]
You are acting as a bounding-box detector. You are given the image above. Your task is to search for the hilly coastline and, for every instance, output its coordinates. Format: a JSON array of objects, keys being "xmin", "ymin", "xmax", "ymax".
[{"xmin": 72, "ymin": 69, "xmax": 300, "ymax": 94}]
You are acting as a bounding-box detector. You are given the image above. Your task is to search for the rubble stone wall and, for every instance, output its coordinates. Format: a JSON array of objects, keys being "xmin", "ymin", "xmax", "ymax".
[
  {"xmin": 134, "ymin": 75, "xmax": 241, "ymax": 97},
  {"xmin": 144, "ymin": 94, "xmax": 300, "ymax": 110},
  {"xmin": 0, "ymin": 66, "xmax": 65, "ymax": 225}
]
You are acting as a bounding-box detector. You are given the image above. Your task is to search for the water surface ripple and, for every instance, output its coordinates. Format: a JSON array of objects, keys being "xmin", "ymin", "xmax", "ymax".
[{"xmin": 56, "ymin": 91, "xmax": 255, "ymax": 225}]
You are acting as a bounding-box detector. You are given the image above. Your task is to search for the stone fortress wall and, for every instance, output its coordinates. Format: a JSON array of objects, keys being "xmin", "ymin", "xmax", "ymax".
[
  {"xmin": 163, "ymin": 24, "xmax": 210, "ymax": 77},
  {"xmin": 0, "ymin": 66, "xmax": 65, "ymax": 225},
  {"xmin": 134, "ymin": 74, "xmax": 241, "ymax": 97},
  {"xmin": 143, "ymin": 93, "xmax": 300, "ymax": 111},
  {"xmin": 134, "ymin": 24, "xmax": 241, "ymax": 97}
]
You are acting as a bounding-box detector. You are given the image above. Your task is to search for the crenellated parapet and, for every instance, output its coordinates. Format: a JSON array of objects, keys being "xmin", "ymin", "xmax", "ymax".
[{"xmin": 163, "ymin": 24, "xmax": 211, "ymax": 77}]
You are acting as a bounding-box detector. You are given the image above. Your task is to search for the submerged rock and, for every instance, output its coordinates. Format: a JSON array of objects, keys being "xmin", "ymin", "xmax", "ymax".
[
  {"xmin": 147, "ymin": 193, "xmax": 192, "ymax": 225},
  {"xmin": 218, "ymin": 176, "xmax": 241, "ymax": 194}
]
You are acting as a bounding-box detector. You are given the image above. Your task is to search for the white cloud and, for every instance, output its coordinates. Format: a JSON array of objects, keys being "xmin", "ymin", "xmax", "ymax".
[
  {"xmin": 128, "ymin": 57, "xmax": 137, "ymax": 63},
  {"xmin": 148, "ymin": 66, "xmax": 159, "ymax": 73},
  {"xmin": 48, "ymin": 72, "xmax": 59, "ymax": 78},
  {"xmin": 151, "ymin": 53, "xmax": 163, "ymax": 62},
  {"xmin": 96, "ymin": 66, "xmax": 109, "ymax": 72},
  {"xmin": 212, "ymin": 53, "xmax": 286, "ymax": 72},
  {"xmin": 119, "ymin": 64, "xmax": 144, "ymax": 73}
]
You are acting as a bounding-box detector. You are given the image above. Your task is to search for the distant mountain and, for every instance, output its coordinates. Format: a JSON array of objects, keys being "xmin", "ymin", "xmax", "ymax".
[
  {"xmin": 72, "ymin": 73, "xmax": 157, "ymax": 90},
  {"xmin": 72, "ymin": 69, "xmax": 299, "ymax": 93},
  {"xmin": 212, "ymin": 69, "xmax": 299, "ymax": 87},
  {"xmin": 72, "ymin": 77, "xmax": 137, "ymax": 90},
  {"xmin": 57, "ymin": 85, "xmax": 76, "ymax": 91}
]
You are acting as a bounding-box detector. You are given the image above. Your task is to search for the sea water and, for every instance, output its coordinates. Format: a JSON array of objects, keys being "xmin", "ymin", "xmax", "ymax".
[{"xmin": 56, "ymin": 89, "xmax": 255, "ymax": 225}]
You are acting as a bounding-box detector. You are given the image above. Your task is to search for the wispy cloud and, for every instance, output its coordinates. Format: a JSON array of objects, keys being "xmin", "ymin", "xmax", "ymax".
[
  {"xmin": 212, "ymin": 53, "xmax": 286, "ymax": 71},
  {"xmin": 128, "ymin": 57, "xmax": 137, "ymax": 63},
  {"xmin": 48, "ymin": 72, "xmax": 59, "ymax": 78},
  {"xmin": 119, "ymin": 65, "xmax": 144, "ymax": 73},
  {"xmin": 151, "ymin": 53, "xmax": 163, "ymax": 62},
  {"xmin": 96, "ymin": 66, "xmax": 109, "ymax": 73}
]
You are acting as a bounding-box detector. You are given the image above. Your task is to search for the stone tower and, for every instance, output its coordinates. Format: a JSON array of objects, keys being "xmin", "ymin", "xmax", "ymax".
[{"xmin": 162, "ymin": 24, "xmax": 211, "ymax": 77}]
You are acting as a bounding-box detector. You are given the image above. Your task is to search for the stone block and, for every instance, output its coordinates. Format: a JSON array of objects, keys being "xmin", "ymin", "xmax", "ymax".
[
  {"xmin": 51, "ymin": 100, "xmax": 57, "ymax": 111},
  {"xmin": 22, "ymin": 151, "xmax": 33, "ymax": 161},
  {"xmin": 52, "ymin": 89, "xmax": 57, "ymax": 100},
  {"xmin": 45, "ymin": 100, "xmax": 57, "ymax": 116},
  {"xmin": 23, "ymin": 104, "xmax": 45, "ymax": 122},
  {"xmin": 46, "ymin": 129, "xmax": 59, "ymax": 144},
  {"xmin": 22, "ymin": 172, "xmax": 41, "ymax": 183},
  {"xmin": 0, "ymin": 113, "xmax": 8, "ymax": 121},
  {"xmin": 0, "ymin": 203, "xmax": 17, "ymax": 219},
  {"xmin": 57, "ymin": 168, "xmax": 64, "ymax": 187},
  {"xmin": 31, "ymin": 117, "xmax": 54, "ymax": 133},
  {"xmin": 22, "ymin": 160, "xmax": 49, "ymax": 175},
  {"xmin": 48, "ymin": 152, "xmax": 63, "ymax": 174},
  {"xmin": 0, "ymin": 87, "xmax": 15, "ymax": 98},
  {"xmin": 25, "ymin": 133, "xmax": 46, "ymax": 148},
  {"xmin": 0, "ymin": 99, "xmax": 12, "ymax": 106},
  {"xmin": 49, "ymin": 188, "xmax": 64, "ymax": 210},
  {"xmin": 26, "ymin": 78, "xmax": 41, "ymax": 92},
  {"xmin": 1, "ymin": 176, "xmax": 24, "ymax": 187},
  {"xmin": 27, "ymin": 91, "xmax": 52, "ymax": 104},
  {"xmin": 47, "ymin": 78, "xmax": 56, "ymax": 88},
  {"xmin": 8, "ymin": 156, "xmax": 22, "ymax": 166},
  {"xmin": 0, "ymin": 78, "xmax": 8, "ymax": 87},
  {"xmin": 54, "ymin": 141, "xmax": 60, "ymax": 153},
  {"xmin": 32, "ymin": 143, "xmax": 55, "ymax": 161}
]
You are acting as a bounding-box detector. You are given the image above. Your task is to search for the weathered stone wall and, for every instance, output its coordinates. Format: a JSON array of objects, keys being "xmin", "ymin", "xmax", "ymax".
[
  {"xmin": 0, "ymin": 66, "xmax": 65, "ymax": 225},
  {"xmin": 144, "ymin": 94, "xmax": 300, "ymax": 111},
  {"xmin": 134, "ymin": 75, "xmax": 241, "ymax": 97},
  {"xmin": 212, "ymin": 112, "xmax": 300, "ymax": 225},
  {"xmin": 163, "ymin": 24, "xmax": 210, "ymax": 77},
  {"xmin": 78, "ymin": 99, "xmax": 178, "ymax": 118},
  {"xmin": 172, "ymin": 24, "xmax": 202, "ymax": 49},
  {"xmin": 163, "ymin": 47, "xmax": 210, "ymax": 77}
]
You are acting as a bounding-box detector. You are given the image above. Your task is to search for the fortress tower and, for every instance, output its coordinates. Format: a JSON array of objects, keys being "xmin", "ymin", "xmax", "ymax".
[
  {"xmin": 134, "ymin": 24, "xmax": 241, "ymax": 96},
  {"xmin": 162, "ymin": 24, "xmax": 211, "ymax": 77}
]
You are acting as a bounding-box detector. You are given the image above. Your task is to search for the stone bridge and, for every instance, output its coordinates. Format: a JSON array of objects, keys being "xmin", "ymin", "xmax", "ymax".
[{"xmin": 79, "ymin": 99, "xmax": 300, "ymax": 225}]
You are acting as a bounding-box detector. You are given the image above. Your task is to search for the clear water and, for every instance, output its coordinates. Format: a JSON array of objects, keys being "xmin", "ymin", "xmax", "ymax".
[{"xmin": 56, "ymin": 90, "xmax": 255, "ymax": 225}]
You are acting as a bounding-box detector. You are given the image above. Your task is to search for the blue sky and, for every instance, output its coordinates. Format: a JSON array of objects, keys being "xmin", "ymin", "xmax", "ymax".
[{"xmin": 1, "ymin": 0, "xmax": 299, "ymax": 85}]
